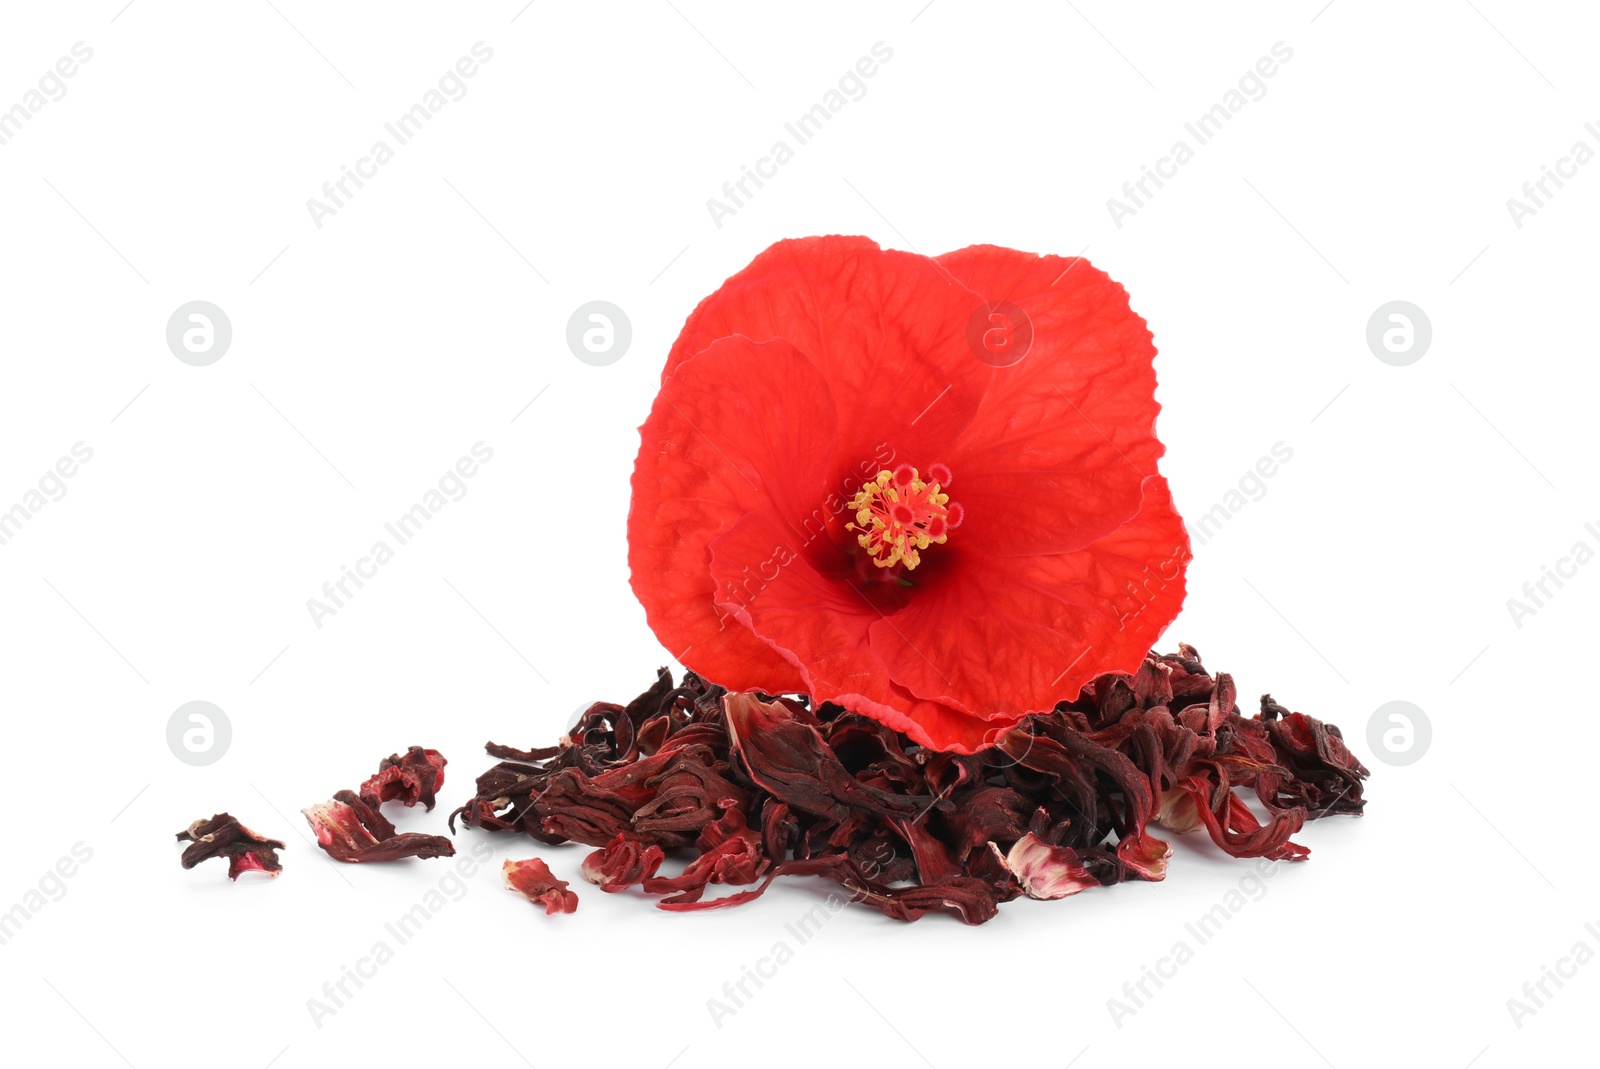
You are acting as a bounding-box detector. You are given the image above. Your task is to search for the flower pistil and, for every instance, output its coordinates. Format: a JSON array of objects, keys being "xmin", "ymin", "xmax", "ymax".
[{"xmin": 846, "ymin": 464, "xmax": 962, "ymax": 570}]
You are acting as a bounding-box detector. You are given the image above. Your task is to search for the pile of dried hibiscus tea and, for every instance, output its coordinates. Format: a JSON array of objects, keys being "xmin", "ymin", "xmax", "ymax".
[{"xmin": 449, "ymin": 646, "xmax": 1368, "ymax": 924}]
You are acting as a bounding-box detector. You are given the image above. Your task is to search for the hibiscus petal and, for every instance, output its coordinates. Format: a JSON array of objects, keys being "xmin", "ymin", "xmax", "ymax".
[
  {"xmin": 707, "ymin": 510, "xmax": 884, "ymax": 697},
  {"xmin": 707, "ymin": 510, "xmax": 1014, "ymax": 753},
  {"xmin": 866, "ymin": 683, "xmax": 1025, "ymax": 754},
  {"xmin": 630, "ymin": 337, "xmax": 841, "ymax": 693},
  {"xmin": 937, "ymin": 245, "xmax": 1164, "ymax": 557},
  {"xmin": 664, "ymin": 235, "xmax": 990, "ymax": 469},
  {"xmin": 869, "ymin": 476, "xmax": 1191, "ymax": 717}
]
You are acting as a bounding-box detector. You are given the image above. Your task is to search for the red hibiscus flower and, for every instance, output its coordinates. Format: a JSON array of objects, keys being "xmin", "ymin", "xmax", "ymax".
[{"xmin": 628, "ymin": 236, "xmax": 1190, "ymax": 753}]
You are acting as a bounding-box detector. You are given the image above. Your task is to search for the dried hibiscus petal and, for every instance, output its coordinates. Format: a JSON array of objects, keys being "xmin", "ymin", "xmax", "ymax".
[
  {"xmin": 641, "ymin": 800, "xmax": 769, "ymax": 906},
  {"xmin": 302, "ymin": 791, "xmax": 455, "ymax": 863},
  {"xmin": 1117, "ymin": 831, "xmax": 1174, "ymax": 882},
  {"xmin": 725, "ymin": 692, "xmax": 929, "ymax": 822},
  {"xmin": 454, "ymin": 649, "xmax": 1367, "ymax": 925},
  {"xmin": 176, "ymin": 813, "xmax": 285, "ymax": 880},
  {"xmin": 581, "ymin": 833, "xmax": 665, "ymax": 892},
  {"xmin": 359, "ymin": 746, "xmax": 447, "ymax": 811},
  {"xmin": 999, "ymin": 833, "xmax": 1098, "ymax": 900},
  {"xmin": 1157, "ymin": 786, "xmax": 1203, "ymax": 833},
  {"xmin": 503, "ymin": 858, "xmax": 578, "ymax": 914}
]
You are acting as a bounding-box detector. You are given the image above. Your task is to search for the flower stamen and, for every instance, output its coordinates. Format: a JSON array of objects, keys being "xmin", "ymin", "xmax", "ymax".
[{"xmin": 846, "ymin": 465, "xmax": 960, "ymax": 570}]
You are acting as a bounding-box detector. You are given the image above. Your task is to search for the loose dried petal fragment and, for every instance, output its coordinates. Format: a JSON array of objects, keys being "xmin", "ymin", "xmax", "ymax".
[
  {"xmin": 1260, "ymin": 706, "xmax": 1369, "ymax": 817},
  {"xmin": 504, "ymin": 858, "xmax": 578, "ymax": 915},
  {"xmin": 302, "ymin": 791, "xmax": 455, "ymax": 863},
  {"xmin": 176, "ymin": 813, "xmax": 285, "ymax": 880},
  {"xmin": 1001, "ymin": 833, "xmax": 1098, "ymax": 900},
  {"xmin": 359, "ymin": 746, "xmax": 447, "ymax": 811}
]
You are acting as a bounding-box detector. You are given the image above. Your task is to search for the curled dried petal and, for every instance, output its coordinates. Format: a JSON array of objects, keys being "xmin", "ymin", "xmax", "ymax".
[
  {"xmin": 504, "ymin": 858, "xmax": 578, "ymax": 915},
  {"xmin": 1001, "ymin": 833, "xmax": 1098, "ymax": 900},
  {"xmin": 581, "ymin": 833, "xmax": 666, "ymax": 892},
  {"xmin": 176, "ymin": 814, "xmax": 284, "ymax": 880},
  {"xmin": 302, "ymin": 791, "xmax": 455, "ymax": 864},
  {"xmin": 359, "ymin": 746, "xmax": 447, "ymax": 811},
  {"xmin": 1117, "ymin": 831, "xmax": 1173, "ymax": 882},
  {"xmin": 1157, "ymin": 787, "xmax": 1203, "ymax": 833}
]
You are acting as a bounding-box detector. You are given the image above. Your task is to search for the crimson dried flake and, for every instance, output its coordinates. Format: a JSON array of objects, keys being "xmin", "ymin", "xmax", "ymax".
[
  {"xmin": 176, "ymin": 814, "xmax": 284, "ymax": 880},
  {"xmin": 503, "ymin": 858, "xmax": 578, "ymax": 915},
  {"xmin": 303, "ymin": 790, "xmax": 455, "ymax": 864},
  {"xmin": 1001, "ymin": 834, "xmax": 1097, "ymax": 901},
  {"xmin": 359, "ymin": 746, "xmax": 447, "ymax": 811},
  {"xmin": 582, "ymin": 833, "xmax": 665, "ymax": 892}
]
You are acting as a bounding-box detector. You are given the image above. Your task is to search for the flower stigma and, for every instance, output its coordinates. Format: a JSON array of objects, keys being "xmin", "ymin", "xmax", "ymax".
[{"xmin": 846, "ymin": 463, "xmax": 963, "ymax": 570}]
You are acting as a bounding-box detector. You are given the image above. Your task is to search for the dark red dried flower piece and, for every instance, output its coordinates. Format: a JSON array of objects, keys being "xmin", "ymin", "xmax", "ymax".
[
  {"xmin": 1117, "ymin": 830, "xmax": 1174, "ymax": 881},
  {"xmin": 302, "ymin": 790, "xmax": 455, "ymax": 864},
  {"xmin": 453, "ymin": 650, "xmax": 1367, "ymax": 924},
  {"xmin": 176, "ymin": 813, "xmax": 285, "ymax": 880},
  {"xmin": 484, "ymin": 740, "xmax": 562, "ymax": 763},
  {"xmin": 642, "ymin": 800, "xmax": 769, "ymax": 905},
  {"xmin": 359, "ymin": 746, "xmax": 447, "ymax": 811},
  {"xmin": 1000, "ymin": 834, "xmax": 1098, "ymax": 900},
  {"xmin": 1259, "ymin": 703, "xmax": 1370, "ymax": 817},
  {"xmin": 724, "ymin": 692, "xmax": 931, "ymax": 822},
  {"xmin": 503, "ymin": 858, "xmax": 578, "ymax": 914},
  {"xmin": 582, "ymin": 833, "xmax": 665, "ymax": 892}
]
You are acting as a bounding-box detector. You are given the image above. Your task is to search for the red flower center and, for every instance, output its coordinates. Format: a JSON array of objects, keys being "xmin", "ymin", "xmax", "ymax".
[{"xmin": 846, "ymin": 463, "xmax": 963, "ymax": 571}]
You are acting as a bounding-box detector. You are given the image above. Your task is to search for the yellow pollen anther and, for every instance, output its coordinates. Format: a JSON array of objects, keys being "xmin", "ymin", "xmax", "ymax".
[{"xmin": 845, "ymin": 465, "xmax": 961, "ymax": 570}]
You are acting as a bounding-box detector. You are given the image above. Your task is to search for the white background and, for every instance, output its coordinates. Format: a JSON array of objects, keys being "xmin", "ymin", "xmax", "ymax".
[{"xmin": 1, "ymin": 2, "xmax": 1594, "ymax": 1067}]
